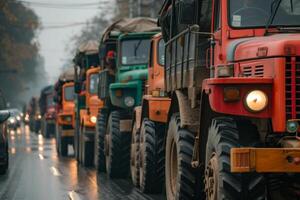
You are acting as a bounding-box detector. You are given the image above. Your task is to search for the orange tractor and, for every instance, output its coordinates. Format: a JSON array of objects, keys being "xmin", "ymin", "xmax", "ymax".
[
  {"xmin": 73, "ymin": 41, "xmax": 103, "ymax": 167},
  {"xmin": 130, "ymin": 33, "xmax": 171, "ymax": 193},
  {"xmin": 158, "ymin": 0, "xmax": 300, "ymax": 199},
  {"xmin": 55, "ymin": 68, "xmax": 75, "ymax": 156},
  {"xmin": 78, "ymin": 67, "xmax": 103, "ymax": 167}
]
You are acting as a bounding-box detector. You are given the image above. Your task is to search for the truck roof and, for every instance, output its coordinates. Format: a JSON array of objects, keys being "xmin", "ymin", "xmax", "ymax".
[
  {"xmin": 77, "ymin": 40, "xmax": 99, "ymax": 55},
  {"xmin": 101, "ymin": 17, "xmax": 160, "ymax": 43},
  {"xmin": 59, "ymin": 67, "xmax": 75, "ymax": 82}
]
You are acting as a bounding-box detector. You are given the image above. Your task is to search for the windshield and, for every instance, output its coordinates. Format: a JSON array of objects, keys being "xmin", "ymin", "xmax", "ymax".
[
  {"xmin": 89, "ymin": 73, "xmax": 99, "ymax": 94},
  {"xmin": 121, "ymin": 39, "xmax": 151, "ymax": 65},
  {"xmin": 158, "ymin": 39, "xmax": 165, "ymax": 66},
  {"xmin": 229, "ymin": 0, "xmax": 300, "ymax": 28},
  {"xmin": 64, "ymin": 86, "xmax": 74, "ymax": 101},
  {"xmin": 46, "ymin": 95, "xmax": 55, "ymax": 107}
]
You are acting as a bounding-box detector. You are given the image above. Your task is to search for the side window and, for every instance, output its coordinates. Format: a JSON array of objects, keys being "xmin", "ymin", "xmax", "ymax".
[
  {"xmin": 199, "ymin": 0, "xmax": 213, "ymax": 32},
  {"xmin": 214, "ymin": 0, "xmax": 221, "ymax": 31}
]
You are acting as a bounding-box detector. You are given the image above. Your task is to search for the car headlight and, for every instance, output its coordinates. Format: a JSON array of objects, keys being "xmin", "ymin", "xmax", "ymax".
[
  {"xmin": 124, "ymin": 96, "xmax": 135, "ymax": 107},
  {"xmin": 38, "ymin": 115, "xmax": 42, "ymax": 119},
  {"xmin": 244, "ymin": 90, "xmax": 268, "ymax": 112},
  {"xmin": 16, "ymin": 116, "xmax": 21, "ymax": 121},
  {"xmin": 90, "ymin": 116, "xmax": 97, "ymax": 124},
  {"xmin": 9, "ymin": 118, "xmax": 15, "ymax": 124}
]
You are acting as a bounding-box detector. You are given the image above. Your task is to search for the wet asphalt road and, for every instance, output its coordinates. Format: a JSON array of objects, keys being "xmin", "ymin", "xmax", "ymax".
[{"xmin": 0, "ymin": 125, "xmax": 166, "ymax": 200}]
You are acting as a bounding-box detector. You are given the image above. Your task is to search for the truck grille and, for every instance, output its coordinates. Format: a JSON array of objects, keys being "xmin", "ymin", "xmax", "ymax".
[
  {"xmin": 285, "ymin": 57, "xmax": 300, "ymax": 119},
  {"xmin": 243, "ymin": 65, "xmax": 264, "ymax": 77}
]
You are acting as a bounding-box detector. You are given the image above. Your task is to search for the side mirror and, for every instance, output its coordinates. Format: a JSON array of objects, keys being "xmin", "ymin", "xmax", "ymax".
[
  {"xmin": 178, "ymin": 0, "xmax": 195, "ymax": 25},
  {"xmin": 0, "ymin": 110, "xmax": 10, "ymax": 124},
  {"xmin": 75, "ymin": 82, "xmax": 81, "ymax": 94}
]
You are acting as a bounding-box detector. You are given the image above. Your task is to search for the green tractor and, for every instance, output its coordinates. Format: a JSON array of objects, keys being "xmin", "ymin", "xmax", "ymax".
[{"xmin": 95, "ymin": 18, "xmax": 160, "ymax": 178}]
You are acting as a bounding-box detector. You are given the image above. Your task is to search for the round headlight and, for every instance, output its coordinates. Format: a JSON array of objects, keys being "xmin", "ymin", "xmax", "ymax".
[
  {"xmin": 287, "ymin": 121, "xmax": 299, "ymax": 133},
  {"xmin": 90, "ymin": 116, "xmax": 97, "ymax": 124},
  {"xmin": 124, "ymin": 96, "xmax": 135, "ymax": 107},
  {"xmin": 16, "ymin": 116, "xmax": 21, "ymax": 121},
  {"xmin": 38, "ymin": 115, "xmax": 42, "ymax": 119},
  {"xmin": 245, "ymin": 90, "xmax": 268, "ymax": 112},
  {"xmin": 9, "ymin": 118, "xmax": 15, "ymax": 123}
]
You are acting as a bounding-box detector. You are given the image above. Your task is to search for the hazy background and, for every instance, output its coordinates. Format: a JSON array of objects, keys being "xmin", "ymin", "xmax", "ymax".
[{"xmin": 0, "ymin": 0, "xmax": 163, "ymax": 108}]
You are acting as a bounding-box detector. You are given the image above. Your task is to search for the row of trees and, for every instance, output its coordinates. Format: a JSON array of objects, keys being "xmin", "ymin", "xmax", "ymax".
[{"xmin": 0, "ymin": 1, "xmax": 46, "ymax": 107}]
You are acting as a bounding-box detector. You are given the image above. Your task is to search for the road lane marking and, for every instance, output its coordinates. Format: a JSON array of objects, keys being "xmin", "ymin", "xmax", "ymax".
[
  {"xmin": 50, "ymin": 166, "xmax": 61, "ymax": 176},
  {"xmin": 68, "ymin": 191, "xmax": 82, "ymax": 200},
  {"xmin": 38, "ymin": 154, "xmax": 44, "ymax": 160}
]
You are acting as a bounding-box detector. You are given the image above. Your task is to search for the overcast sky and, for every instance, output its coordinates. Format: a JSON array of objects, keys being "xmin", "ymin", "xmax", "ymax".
[{"xmin": 28, "ymin": 0, "xmax": 114, "ymax": 84}]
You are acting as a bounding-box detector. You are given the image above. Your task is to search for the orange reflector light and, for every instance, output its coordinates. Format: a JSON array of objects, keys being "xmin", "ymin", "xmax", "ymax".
[
  {"xmin": 224, "ymin": 87, "xmax": 240, "ymax": 102},
  {"xmin": 231, "ymin": 148, "xmax": 252, "ymax": 172},
  {"xmin": 115, "ymin": 90, "xmax": 122, "ymax": 97}
]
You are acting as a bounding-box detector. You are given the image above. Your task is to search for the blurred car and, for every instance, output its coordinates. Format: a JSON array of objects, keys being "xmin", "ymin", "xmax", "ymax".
[
  {"xmin": 0, "ymin": 110, "xmax": 9, "ymax": 174},
  {"xmin": 7, "ymin": 109, "xmax": 22, "ymax": 130}
]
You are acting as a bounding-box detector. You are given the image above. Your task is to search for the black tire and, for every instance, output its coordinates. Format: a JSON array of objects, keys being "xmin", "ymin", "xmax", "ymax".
[
  {"xmin": 60, "ymin": 137, "xmax": 68, "ymax": 157},
  {"xmin": 165, "ymin": 113, "xmax": 196, "ymax": 200},
  {"xmin": 0, "ymin": 145, "xmax": 8, "ymax": 175},
  {"xmin": 80, "ymin": 126, "xmax": 94, "ymax": 167},
  {"xmin": 130, "ymin": 120, "xmax": 140, "ymax": 187},
  {"xmin": 45, "ymin": 122, "xmax": 50, "ymax": 138},
  {"xmin": 55, "ymin": 125, "xmax": 60, "ymax": 154},
  {"xmin": 96, "ymin": 110, "xmax": 107, "ymax": 172},
  {"xmin": 105, "ymin": 111, "xmax": 131, "ymax": 178},
  {"xmin": 205, "ymin": 117, "xmax": 266, "ymax": 200},
  {"xmin": 139, "ymin": 118, "xmax": 165, "ymax": 193}
]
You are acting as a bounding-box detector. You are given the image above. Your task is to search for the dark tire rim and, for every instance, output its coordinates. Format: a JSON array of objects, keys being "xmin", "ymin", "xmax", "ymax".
[{"xmin": 205, "ymin": 153, "xmax": 218, "ymax": 200}]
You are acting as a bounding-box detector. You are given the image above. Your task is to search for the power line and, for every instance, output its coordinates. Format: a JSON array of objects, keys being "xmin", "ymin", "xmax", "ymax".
[{"xmin": 11, "ymin": 0, "xmax": 111, "ymax": 9}]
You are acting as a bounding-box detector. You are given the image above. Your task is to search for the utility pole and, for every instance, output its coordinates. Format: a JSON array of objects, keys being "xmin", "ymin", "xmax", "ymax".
[{"xmin": 138, "ymin": 0, "xmax": 141, "ymax": 17}]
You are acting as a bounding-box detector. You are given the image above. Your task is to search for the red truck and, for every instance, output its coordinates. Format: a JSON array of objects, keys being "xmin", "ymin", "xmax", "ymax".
[{"xmin": 159, "ymin": 0, "xmax": 300, "ymax": 199}]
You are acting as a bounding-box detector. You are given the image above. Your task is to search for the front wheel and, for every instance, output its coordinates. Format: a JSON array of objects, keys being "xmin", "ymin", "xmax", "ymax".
[
  {"xmin": 165, "ymin": 113, "xmax": 196, "ymax": 200},
  {"xmin": 96, "ymin": 110, "xmax": 107, "ymax": 172},
  {"xmin": 80, "ymin": 126, "xmax": 94, "ymax": 167},
  {"xmin": 139, "ymin": 118, "xmax": 165, "ymax": 193},
  {"xmin": 105, "ymin": 111, "xmax": 131, "ymax": 178},
  {"xmin": 130, "ymin": 120, "xmax": 139, "ymax": 186},
  {"xmin": 205, "ymin": 117, "xmax": 266, "ymax": 200}
]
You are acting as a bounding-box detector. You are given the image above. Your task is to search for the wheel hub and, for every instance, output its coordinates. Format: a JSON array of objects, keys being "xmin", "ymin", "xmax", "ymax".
[{"xmin": 205, "ymin": 154, "xmax": 218, "ymax": 200}]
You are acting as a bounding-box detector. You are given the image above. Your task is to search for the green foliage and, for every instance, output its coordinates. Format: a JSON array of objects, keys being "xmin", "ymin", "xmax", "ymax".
[{"xmin": 0, "ymin": 1, "xmax": 46, "ymax": 107}]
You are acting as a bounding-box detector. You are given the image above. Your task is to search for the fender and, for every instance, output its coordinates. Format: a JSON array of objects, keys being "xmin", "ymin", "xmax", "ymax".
[
  {"xmin": 172, "ymin": 90, "xmax": 200, "ymax": 130},
  {"xmin": 141, "ymin": 96, "xmax": 171, "ymax": 125}
]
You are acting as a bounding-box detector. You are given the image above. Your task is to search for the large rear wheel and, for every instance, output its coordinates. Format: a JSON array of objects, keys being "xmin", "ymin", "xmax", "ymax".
[
  {"xmin": 165, "ymin": 113, "xmax": 196, "ymax": 200},
  {"xmin": 105, "ymin": 111, "xmax": 131, "ymax": 178},
  {"xmin": 205, "ymin": 117, "xmax": 266, "ymax": 200},
  {"xmin": 139, "ymin": 118, "xmax": 165, "ymax": 193}
]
